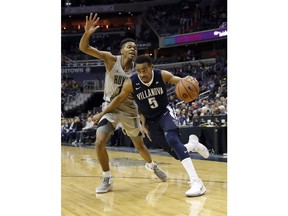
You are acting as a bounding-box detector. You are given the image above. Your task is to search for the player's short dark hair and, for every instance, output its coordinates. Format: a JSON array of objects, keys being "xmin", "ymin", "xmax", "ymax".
[
  {"xmin": 135, "ymin": 55, "xmax": 152, "ymax": 65},
  {"xmin": 120, "ymin": 38, "xmax": 136, "ymax": 49}
]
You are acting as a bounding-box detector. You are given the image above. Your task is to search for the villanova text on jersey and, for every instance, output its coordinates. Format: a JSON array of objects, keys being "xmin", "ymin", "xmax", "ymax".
[{"xmin": 136, "ymin": 87, "xmax": 164, "ymax": 100}]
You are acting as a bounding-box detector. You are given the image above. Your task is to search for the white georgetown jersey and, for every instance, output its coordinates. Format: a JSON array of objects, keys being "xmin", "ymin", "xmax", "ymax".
[{"xmin": 103, "ymin": 55, "xmax": 138, "ymax": 117}]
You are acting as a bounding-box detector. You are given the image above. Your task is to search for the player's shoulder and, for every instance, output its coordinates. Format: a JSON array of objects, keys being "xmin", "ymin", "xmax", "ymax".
[
  {"xmin": 158, "ymin": 69, "xmax": 173, "ymax": 83},
  {"xmin": 100, "ymin": 51, "xmax": 117, "ymax": 61},
  {"xmin": 110, "ymin": 55, "xmax": 121, "ymax": 64},
  {"xmin": 159, "ymin": 69, "xmax": 172, "ymax": 76},
  {"xmin": 153, "ymin": 68, "xmax": 162, "ymax": 73},
  {"xmin": 106, "ymin": 55, "xmax": 121, "ymax": 73},
  {"xmin": 154, "ymin": 68, "xmax": 170, "ymax": 76}
]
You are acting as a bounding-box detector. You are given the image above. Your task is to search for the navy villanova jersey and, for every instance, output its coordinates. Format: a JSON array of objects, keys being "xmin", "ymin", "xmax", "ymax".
[{"xmin": 131, "ymin": 69, "xmax": 168, "ymax": 119}]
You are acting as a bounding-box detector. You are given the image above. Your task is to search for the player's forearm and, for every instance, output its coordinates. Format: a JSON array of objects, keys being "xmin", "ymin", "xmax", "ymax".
[
  {"xmin": 102, "ymin": 96, "xmax": 125, "ymax": 115},
  {"xmin": 79, "ymin": 31, "xmax": 93, "ymax": 52}
]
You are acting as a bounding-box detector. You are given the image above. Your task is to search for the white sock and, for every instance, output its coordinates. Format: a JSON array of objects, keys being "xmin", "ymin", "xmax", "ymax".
[
  {"xmin": 147, "ymin": 161, "xmax": 155, "ymax": 169},
  {"xmin": 181, "ymin": 158, "xmax": 198, "ymax": 181},
  {"xmin": 103, "ymin": 171, "xmax": 112, "ymax": 177}
]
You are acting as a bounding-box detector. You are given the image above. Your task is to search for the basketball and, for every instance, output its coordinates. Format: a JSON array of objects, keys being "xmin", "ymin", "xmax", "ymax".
[{"xmin": 175, "ymin": 76, "xmax": 199, "ymax": 102}]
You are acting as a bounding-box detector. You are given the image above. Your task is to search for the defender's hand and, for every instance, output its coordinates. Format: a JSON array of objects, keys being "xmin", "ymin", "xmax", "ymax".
[
  {"xmin": 84, "ymin": 13, "xmax": 100, "ymax": 34},
  {"xmin": 141, "ymin": 126, "xmax": 152, "ymax": 142}
]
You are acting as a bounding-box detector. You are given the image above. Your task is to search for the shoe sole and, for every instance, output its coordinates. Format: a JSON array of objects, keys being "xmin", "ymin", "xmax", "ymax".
[
  {"xmin": 146, "ymin": 164, "xmax": 168, "ymax": 182},
  {"xmin": 195, "ymin": 143, "xmax": 209, "ymax": 158},
  {"xmin": 153, "ymin": 170, "xmax": 168, "ymax": 182},
  {"xmin": 185, "ymin": 187, "xmax": 206, "ymax": 197},
  {"xmin": 96, "ymin": 185, "xmax": 113, "ymax": 193},
  {"xmin": 188, "ymin": 135, "xmax": 209, "ymax": 158}
]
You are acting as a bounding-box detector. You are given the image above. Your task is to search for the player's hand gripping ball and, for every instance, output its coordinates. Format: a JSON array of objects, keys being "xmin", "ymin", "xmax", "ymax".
[{"xmin": 175, "ymin": 76, "xmax": 199, "ymax": 102}]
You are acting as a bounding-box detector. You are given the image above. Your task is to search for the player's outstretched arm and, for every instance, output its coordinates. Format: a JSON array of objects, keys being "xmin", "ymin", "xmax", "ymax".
[
  {"xmin": 161, "ymin": 70, "xmax": 196, "ymax": 85},
  {"xmin": 92, "ymin": 79, "xmax": 133, "ymax": 124},
  {"xmin": 79, "ymin": 13, "xmax": 115, "ymax": 63},
  {"xmin": 161, "ymin": 70, "xmax": 182, "ymax": 85}
]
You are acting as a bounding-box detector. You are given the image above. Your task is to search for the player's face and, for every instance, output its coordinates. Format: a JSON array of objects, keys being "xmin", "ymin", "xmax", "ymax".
[
  {"xmin": 121, "ymin": 42, "xmax": 137, "ymax": 60},
  {"xmin": 135, "ymin": 63, "xmax": 153, "ymax": 83}
]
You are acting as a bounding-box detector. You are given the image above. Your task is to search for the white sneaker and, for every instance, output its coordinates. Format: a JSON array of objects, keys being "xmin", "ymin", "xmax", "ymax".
[
  {"xmin": 185, "ymin": 135, "xmax": 209, "ymax": 158},
  {"xmin": 96, "ymin": 176, "xmax": 113, "ymax": 193},
  {"xmin": 71, "ymin": 141, "xmax": 78, "ymax": 146},
  {"xmin": 185, "ymin": 178, "xmax": 206, "ymax": 197},
  {"xmin": 145, "ymin": 162, "xmax": 168, "ymax": 182}
]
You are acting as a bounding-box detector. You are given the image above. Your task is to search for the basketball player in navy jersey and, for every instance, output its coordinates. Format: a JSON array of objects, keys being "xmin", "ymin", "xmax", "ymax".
[
  {"xmin": 79, "ymin": 13, "xmax": 167, "ymax": 194},
  {"xmin": 93, "ymin": 55, "xmax": 210, "ymax": 197}
]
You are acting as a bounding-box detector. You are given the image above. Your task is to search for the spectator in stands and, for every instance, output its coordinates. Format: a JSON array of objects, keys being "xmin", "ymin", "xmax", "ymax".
[
  {"xmin": 62, "ymin": 117, "xmax": 74, "ymax": 143},
  {"xmin": 175, "ymin": 108, "xmax": 181, "ymax": 123},
  {"xmin": 179, "ymin": 108, "xmax": 189, "ymax": 126},
  {"xmin": 109, "ymin": 124, "xmax": 123, "ymax": 146},
  {"xmin": 72, "ymin": 117, "xmax": 95, "ymax": 146},
  {"xmin": 61, "ymin": 118, "xmax": 70, "ymax": 143},
  {"xmin": 200, "ymin": 106, "xmax": 210, "ymax": 116},
  {"xmin": 218, "ymin": 105, "xmax": 227, "ymax": 115},
  {"xmin": 65, "ymin": 116, "xmax": 83, "ymax": 143},
  {"xmin": 168, "ymin": 94, "xmax": 178, "ymax": 108},
  {"xmin": 187, "ymin": 105, "xmax": 194, "ymax": 123}
]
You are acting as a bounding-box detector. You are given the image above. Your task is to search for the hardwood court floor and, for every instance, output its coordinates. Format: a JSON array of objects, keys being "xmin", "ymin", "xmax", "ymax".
[{"xmin": 62, "ymin": 146, "xmax": 227, "ymax": 216}]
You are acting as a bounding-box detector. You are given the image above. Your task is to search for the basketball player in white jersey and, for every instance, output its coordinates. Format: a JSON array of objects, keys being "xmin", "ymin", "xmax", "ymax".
[{"xmin": 79, "ymin": 13, "xmax": 167, "ymax": 193}]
